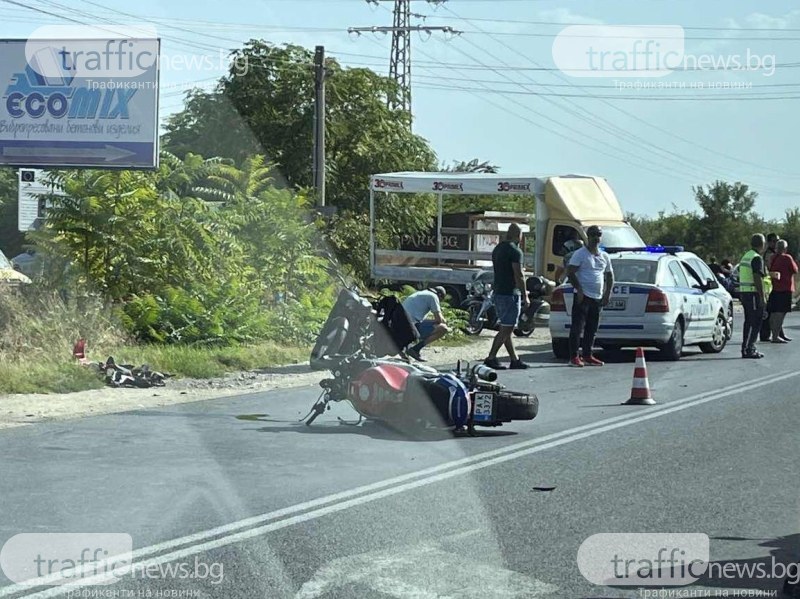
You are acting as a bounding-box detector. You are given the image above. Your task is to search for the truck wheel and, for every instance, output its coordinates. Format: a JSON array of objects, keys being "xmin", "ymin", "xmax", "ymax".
[
  {"xmin": 495, "ymin": 391, "xmax": 539, "ymax": 421},
  {"xmin": 464, "ymin": 304, "xmax": 484, "ymax": 335},
  {"xmin": 443, "ymin": 285, "xmax": 464, "ymax": 307},
  {"xmin": 552, "ymin": 338, "xmax": 569, "ymax": 359}
]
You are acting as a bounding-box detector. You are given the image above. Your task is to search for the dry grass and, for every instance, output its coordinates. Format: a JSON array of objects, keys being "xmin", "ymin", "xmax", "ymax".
[{"xmin": 0, "ymin": 288, "xmax": 310, "ymax": 394}]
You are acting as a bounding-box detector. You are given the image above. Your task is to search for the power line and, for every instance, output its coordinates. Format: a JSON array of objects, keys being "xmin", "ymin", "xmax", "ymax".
[
  {"xmin": 440, "ymin": 3, "xmax": 800, "ymax": 185},
  {"xmin": 425, "ymin": 13, "xmax": 800, "ymax": 34},
  {"xmin": 349, "ymin": 0, "xmax": 459, "ymax": 113}
]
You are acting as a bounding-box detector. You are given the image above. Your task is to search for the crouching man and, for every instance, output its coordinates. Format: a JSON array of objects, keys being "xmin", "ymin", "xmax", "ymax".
[{"xmin": 402, "ymin": 286, "xmax": 449, "ymax": 362}]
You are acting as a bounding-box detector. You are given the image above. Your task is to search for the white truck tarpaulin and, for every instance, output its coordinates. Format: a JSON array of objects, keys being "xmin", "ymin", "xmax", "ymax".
[{"xmin": 370, "ymin": 172, "xmax": 552, "ymax": 196}]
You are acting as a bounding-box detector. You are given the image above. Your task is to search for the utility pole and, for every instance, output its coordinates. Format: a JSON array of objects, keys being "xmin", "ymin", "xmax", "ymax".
[
  {"xmin": 350, "ymin": 1, "xmax": 458, "ymax": 114},
  {"xmin": 313, "ymin": 45, "xmax": 326, "ymax": 207}
]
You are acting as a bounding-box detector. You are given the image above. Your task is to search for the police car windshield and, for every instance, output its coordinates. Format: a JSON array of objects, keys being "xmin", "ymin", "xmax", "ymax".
[
  {"xmin": 610, "ymin": 259, "xmax": 658, "ymax": 284},
  {"xmin": 593, "ymin": 225, "xmax": 645, "ymax": 249}
]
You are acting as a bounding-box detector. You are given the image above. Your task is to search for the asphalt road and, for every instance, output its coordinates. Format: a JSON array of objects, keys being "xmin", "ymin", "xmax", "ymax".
[{"xmin": 1, "ymin": 317, "xmax": 799, "ymax": 598}]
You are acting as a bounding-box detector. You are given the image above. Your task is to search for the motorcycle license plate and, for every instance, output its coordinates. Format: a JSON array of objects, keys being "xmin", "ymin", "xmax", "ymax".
[{"xmin": 473, "ymin": 392, "xmax": 494, "ymax": 422}]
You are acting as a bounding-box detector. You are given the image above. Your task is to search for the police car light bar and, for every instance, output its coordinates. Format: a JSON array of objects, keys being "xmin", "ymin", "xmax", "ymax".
[
  {"xmin": 601, "ymin": 245, "xmax": 684, "ymax": 254},
  {"xmin": 645, "ymin": 245, "xmax": 684, "ymax": 253}
]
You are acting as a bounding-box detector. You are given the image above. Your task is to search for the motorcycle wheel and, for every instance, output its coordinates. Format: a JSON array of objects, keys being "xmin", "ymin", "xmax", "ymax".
[
  {"xmin": 495, "ymin": 390, "xmax": 539, "ymax": 421},
  {"xmin": 310, "ymin": 316, "xmax": 349, "ymax": 367},
  {"xmin": 464, "ymin": 304, "xmax": 484, "ymax": 336}
]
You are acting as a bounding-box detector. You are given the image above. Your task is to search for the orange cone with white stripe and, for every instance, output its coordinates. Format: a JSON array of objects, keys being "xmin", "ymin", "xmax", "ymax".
[{"xmin": 624, "ymin": 347, "xmax": 655, "ymax": 405}]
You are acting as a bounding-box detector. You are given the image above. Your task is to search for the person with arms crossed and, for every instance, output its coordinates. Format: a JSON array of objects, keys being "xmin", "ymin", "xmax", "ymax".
[{"xmin": 565, "ymin": 225, "xmax": 613, "ymax": 367}]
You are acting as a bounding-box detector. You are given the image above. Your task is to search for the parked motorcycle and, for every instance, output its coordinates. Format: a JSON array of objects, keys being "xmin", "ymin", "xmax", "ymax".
[
  {"xmin": 461, "ymin": 270, "xmax": 554, "ymax": 337},
  {"xmin": 306, "ymin": 287, "xmax": 539, "ymax": 434}
]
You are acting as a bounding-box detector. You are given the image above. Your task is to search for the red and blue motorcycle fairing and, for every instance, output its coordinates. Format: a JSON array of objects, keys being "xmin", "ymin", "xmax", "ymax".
[{"xmin": 306, "ymin": 287, "xmax": 539, "ymax": 433}]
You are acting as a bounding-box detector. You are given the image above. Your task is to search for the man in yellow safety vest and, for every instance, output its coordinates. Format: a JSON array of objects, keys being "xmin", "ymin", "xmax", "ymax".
[{"xmin": 738, "ymin": 233, "xmax": 768, "ymax": 358}]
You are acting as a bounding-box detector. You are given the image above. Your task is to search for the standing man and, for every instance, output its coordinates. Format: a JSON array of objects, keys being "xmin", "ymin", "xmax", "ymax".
[
  {"xmin": 483, "ymin": 223, "xmax": 530, "ymax": 370},
  {"xmin": 760, "ymin": 233, "xmax": 779, "ymax": 342},
  {"xmin": 402, "ymin": 286, "xmax": 449, "ymax": 362},
  {"xmin": 566, "ymin": 225, "xmax": 613, "ymax": 367},
  {"xmin": 738, "ymin": 234, "xmax": 767, "ymax": 359}
]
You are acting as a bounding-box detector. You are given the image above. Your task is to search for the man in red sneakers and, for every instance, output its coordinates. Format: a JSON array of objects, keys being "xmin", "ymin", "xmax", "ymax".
[{"xmin": 565, "ymin": 225, "xmax": 614, "ymax": 367}]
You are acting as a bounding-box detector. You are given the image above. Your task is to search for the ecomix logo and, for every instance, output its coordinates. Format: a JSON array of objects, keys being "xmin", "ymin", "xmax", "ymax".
[
  {"xmin": 432, "ymin": 181, "xmax": 464, "ymax": 192},
  {"xmin": 497, "ymin": 182, "xmax": 531, "ymax": 192},
  {"xmin": 374, "ymin": 178, "xmax": 404, "ymax": 190},
  {"xmin": 5, "ymin": 63, "xmax": 137, "ymax": 121}
]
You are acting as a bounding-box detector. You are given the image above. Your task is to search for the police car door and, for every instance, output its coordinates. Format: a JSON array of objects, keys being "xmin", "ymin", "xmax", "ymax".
[
  {"xmin": 666, "ymin": 260, "xmax": 701, "ymax": 341},
  {"xmin": 682, "ymin": 259, "xmax": 718, "ymax": 333}
]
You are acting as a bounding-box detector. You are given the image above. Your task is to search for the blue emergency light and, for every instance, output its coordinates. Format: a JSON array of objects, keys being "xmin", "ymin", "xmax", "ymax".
[
  {"xmin": 645, "ymin": 245, "xmax": 684, "ymax": 253},
  {"xmin": 600, "ymin": 245, "xmax": 684, "ymax": 254}
]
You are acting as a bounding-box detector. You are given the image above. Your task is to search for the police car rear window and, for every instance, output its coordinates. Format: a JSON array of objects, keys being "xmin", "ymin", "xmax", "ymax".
[{"xmin": 610, "ymin": 259, "xmax": 658, "ymax": 284}]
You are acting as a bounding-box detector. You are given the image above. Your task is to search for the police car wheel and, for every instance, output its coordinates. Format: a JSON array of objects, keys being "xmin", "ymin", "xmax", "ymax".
[
  {"xmin": 660, "ymin": 320, "xmax": 684, "ymax": 361},
  {"xmin": 699, "ymin": 312, "xmax": 727, "ymax": 354}
]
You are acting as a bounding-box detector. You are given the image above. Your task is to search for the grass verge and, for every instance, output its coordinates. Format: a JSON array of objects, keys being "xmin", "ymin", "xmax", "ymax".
[
  {"xmin": 0, "ymin": 286, "xmax": 472, "ymax": 395},
  {"xmin": 0, "ymin": 342, "xmax": 313, "ymax": 395}
]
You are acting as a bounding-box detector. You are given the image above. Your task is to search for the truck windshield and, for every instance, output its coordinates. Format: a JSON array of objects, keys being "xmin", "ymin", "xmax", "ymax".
[
  {"xmin": 0, "ymin": 251, "xmax": 12, "ymax": 269},
  {"xmin": 593, "ymin": 225, "xmax": 645, "ymax": 249}
]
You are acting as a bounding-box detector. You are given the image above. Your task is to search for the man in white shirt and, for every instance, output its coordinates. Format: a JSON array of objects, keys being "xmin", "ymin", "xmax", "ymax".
[
  {"xmin": 401, "ymin": 286, "xmax": 449, "ymax": 361},
  {"xmin": 565, "ymin": 225, "xmax": 613, "ymax": 367}
]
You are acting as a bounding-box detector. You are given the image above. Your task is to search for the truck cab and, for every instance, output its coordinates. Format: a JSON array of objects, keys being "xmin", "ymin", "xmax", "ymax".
[{"xmin": 537, "ymin": 176, "xmax": 645, "ymax": 279}]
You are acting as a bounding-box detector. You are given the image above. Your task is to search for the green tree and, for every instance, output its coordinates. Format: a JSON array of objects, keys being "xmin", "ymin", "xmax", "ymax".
[
  {"xmin": 0, "ymin": 168, "xmax": 25, "ymax": 258},
  {"xmin": 779, "ymin": 208, "xmax": 800, "ymax": 260},
  {"xmin": 162, "ymin": 41, "xmax": 440, "ymax": 282},
  {"xmin": 162, "ymin": 41, "xmax": 437, "ymax": 208},
  {"xmin": 442, "ymin": 158, "xmax": 499, "ymax": 174},
  {"xmin": 693, "ymin": 180, "xmax": 761, "ymax": 261},
  {"xmin": 29, "ymin": 152, "xmax": 337, "ymax": 344}
]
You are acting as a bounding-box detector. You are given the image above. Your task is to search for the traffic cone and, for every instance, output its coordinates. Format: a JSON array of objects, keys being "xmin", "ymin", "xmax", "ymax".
[{"xmin": 623, "ymin": 347, "xmax": 655, "ymax": 405}]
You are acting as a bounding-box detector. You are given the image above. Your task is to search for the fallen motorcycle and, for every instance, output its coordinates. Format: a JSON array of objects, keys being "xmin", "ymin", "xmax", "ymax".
[{"xmin": 306, "ymin": 287, "xmax": 539, "ymax": 435}]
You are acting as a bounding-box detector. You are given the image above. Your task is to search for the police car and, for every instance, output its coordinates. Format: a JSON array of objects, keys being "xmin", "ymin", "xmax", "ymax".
[{"xmin": 549, "ymin": 246, "xmax": 734, "ymax": 360}]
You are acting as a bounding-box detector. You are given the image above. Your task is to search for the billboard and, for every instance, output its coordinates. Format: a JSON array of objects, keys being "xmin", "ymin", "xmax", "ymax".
[{"xmin": 0, "ymin": 35, "xmax": 160, "ymax": 169}]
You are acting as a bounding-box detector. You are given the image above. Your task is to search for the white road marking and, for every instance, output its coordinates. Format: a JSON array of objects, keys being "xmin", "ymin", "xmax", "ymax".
[
  {"xmin": 294, "ymin": 541, "xmax": 560, "ymax": 598},
  {"xmin": 5, "ymin": 370, "xmax": 798, "ymax": 597}
]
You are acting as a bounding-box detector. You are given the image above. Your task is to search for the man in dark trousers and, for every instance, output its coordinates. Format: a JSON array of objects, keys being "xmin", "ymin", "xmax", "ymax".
[
  {"xmin": 565, "ymin": 225, "xmax": 613, "ymax": 367},
  {"xmin": 761, "ymin": 232, "xmax": 779, "ymax": 342},
  {"xmin": 483, "ymin": 223, "xmax": 530, "ymax": 370},
  {"xmin": 738, "ymin": 233, "xmax": 767, "ymax": 358}
]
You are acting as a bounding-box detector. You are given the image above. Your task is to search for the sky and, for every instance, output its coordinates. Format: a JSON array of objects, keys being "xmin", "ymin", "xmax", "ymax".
[{"xmin": 2, "ymin": 0, "xmax": 799, "ymax": 220}]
